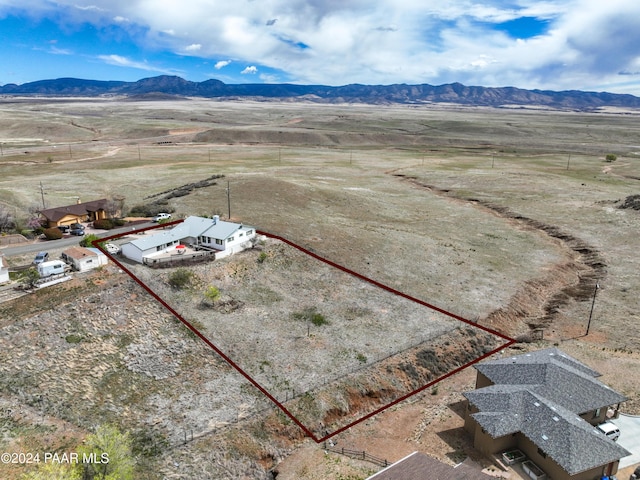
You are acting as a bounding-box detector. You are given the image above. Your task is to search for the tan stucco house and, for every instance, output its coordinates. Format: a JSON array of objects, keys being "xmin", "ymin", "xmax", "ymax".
[
  {"xmin": 39, "ymin": 198, "xmax": 108, "ymax": 228},
  {"xmin": 463, "ymin": 348, "xmax": 630, "ymax": 480}
]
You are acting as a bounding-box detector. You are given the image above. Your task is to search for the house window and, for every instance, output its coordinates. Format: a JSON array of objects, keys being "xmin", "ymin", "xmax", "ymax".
[
  {"xmin": 537, "ymin": 448, "xmax": 547, "ymax": 459},
  {"xmin": 593, "ymin": 408, "xmax": 601, "ymax": 419},
  {"xmin": 247, "ymin": 230, "xmax": 253, "ymax": 235},
  {"xmin": 215, "ymin": 239, "xmax": 223, "ymax": 245},
  {"xmin": 228, "ymin": 236, "xmax": 234, "ymax": 242},
  {"xmin": 239, "ymin": 233, "xmax": 243, "ymax": 237}
]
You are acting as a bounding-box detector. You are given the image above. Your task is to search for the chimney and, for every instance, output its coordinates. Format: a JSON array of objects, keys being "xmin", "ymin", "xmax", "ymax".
[
  {"xmin": 76, "ymin": 197, "xmax": 81, "ymax": 204},
  {"xmin": 213, "ymin": 215, "xmax": 219, "ymax": 224}
]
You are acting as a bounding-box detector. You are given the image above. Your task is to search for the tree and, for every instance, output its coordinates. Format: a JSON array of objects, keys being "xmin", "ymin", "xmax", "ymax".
[
  {"xmin": 75, "ymin": 424, "xmax": 135, "ymax": 480},
  {"xmin": 80, "ymin": 233, "xmax": 100, "ymax": 247},
  {"xmin": 20, "ymin": 267, "xmax": 40, "ymax": 288},
  {"xmin": 202, "ymin": 285, "xmax": 221, "ymax": 306},
  {"xmin": 0, "ymin": 204, "xmax": 15, "ymax": 232},
  {"xmin": 605, "ymin": 153, "xmax": 617, "ymax": 162}
]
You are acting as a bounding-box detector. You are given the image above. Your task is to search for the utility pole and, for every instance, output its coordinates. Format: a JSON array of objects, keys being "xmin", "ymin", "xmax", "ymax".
[
  {"xmin": 585, "ymin": 282, "xmax": 600, "ymax": 335},
  {"xmin": 227, "ymin": 182, "xmax": 231, "ymax": 219},
  {"xmin": 566, "ymin": 153, "xmax": 571, "ymax": 170}
]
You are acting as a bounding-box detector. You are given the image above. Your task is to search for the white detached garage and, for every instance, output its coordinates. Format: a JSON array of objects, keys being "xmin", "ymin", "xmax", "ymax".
[{"xmin": 61, "ymin": 246, "xmax": 108, "ymax": 272}]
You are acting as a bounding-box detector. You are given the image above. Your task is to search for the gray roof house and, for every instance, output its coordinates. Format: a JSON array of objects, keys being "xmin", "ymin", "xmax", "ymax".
[
  {"xmin": 121, "ymin": 215, "xmax": 256, "ymax": 264},
  {"xmin": 463, "ymin": 348, "xmax": 630, "ymax": 480}
]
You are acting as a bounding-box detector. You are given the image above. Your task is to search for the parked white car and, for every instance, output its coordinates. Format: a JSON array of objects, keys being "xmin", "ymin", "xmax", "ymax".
[
  {"xmin": 104, "ymin": 243, "xmax": 120, "ymax": 254},
  {"xmin": 596, "ymin": 421, "xmax": 620, "ymax": 442},
  {"xmin": 152, "ymin": 213, "xmax": 172, "ymax": 222}
]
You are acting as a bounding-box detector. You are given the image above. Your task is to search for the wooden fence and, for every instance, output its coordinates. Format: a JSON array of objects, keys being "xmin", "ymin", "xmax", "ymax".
[
  {"xmin": 323, "ymin": 443, "xmax": 390, "ymax": 468},
  {"xmin": 143, "ymin": 250, "xmax": 216, "ymax": 268}
]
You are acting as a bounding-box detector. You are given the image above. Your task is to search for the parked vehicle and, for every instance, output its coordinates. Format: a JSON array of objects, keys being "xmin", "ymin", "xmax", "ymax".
[
  {"xmin": 32, "ymin": 251, "xmax": 49, "ymax": 265},
  {"xmin": 630, "ymin": 466, "xmax": 640, "ymax": 480},
  {"xmin": 104, "ymin": 243, "xmax": 120, "ymax": 254},
  {"xmin": 152, "ymin": 213, "xmax": 171, "ymax": 222},
  {"xmin": 37, "ymin": 260, "xmax": 66, "ymax": 278},
  {"xmin": 57, "ymin": 225, "xmax": 70, "ymax": 233},
  {"xmin": 596, "ymin": 421, "xmax": 620, "ymax": 442},
  {"xmin": 69, "ymin": 224, "xmax": 85, "ymax": 236}
]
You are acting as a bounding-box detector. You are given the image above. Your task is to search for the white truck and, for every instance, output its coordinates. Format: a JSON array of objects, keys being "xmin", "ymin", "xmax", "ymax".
[{"xmin": 37, "ymin": 260, "xmax": 66, "ymax": 278}]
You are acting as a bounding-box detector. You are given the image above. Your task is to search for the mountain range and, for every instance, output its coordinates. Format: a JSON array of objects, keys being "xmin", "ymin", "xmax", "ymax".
[{"xmin": 1, "ymin": 75, "xmax": 639, "ymax": 110}]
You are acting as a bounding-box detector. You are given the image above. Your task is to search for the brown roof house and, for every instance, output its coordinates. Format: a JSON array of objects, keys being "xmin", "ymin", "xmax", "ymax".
[
  {"xmin": 463, "ymin": 347, "xmax": 630, "ymax": 480},
  {"xmin": 366, "ymin": 452, "xmax": 491, "ymax": 480},
  {"xmin": 39, "ymin": 198, "xmax": 108, "ymax": 228}
]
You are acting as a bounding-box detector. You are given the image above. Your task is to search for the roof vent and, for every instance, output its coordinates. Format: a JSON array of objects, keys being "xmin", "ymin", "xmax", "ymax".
[
  {"xmin": 213, "ymin": 215, "xmax": 219, "ymax": 225},
  {"xmin": 553, "ymin": 416, "xmax": 559, "ymax": 422},
  {"xmin": 542, "ymin": 434, "xmax": 548, "ymax": 441},
  {"xmin": 534, "ymin": 402, "xmax": 540, "ymax": 407}
]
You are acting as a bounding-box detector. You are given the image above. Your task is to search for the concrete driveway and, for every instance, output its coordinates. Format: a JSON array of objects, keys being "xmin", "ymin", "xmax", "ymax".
[{"xmin": 617, "ymin": 414, "xmax": 640, "ymax": 469}]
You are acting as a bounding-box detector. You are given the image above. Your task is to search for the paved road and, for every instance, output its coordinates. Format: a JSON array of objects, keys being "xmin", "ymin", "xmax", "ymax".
[
  {"xmin": 0, "ymin": 222, "xmax": 154, "ymax": 258},
  {"xmin": 617, "ymin": 414, "xmax": 640, "ymax": 468}
]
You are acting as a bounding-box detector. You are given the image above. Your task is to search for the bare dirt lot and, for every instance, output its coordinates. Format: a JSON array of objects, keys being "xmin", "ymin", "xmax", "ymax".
[{"xmin": 1, "ymin": 98, "xmax": 639, "ymax": 479}]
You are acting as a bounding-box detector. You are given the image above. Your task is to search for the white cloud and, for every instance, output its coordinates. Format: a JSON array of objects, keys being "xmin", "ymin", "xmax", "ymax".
[
  {"xmin": 184, "ymin": 43, "xmax": 201, "ymax": 52},
  {"xmin": 241, "ymin": 65, "xmax": 257, "ymax": 74},
  {"xmin": 97, "ymin": 54, "xmax": 174, "ymax": 74},
  {"xmin": 214, "ymin": 60, "xmax": 231, "ymax": 69},
  {"xmin": 5, "ymin": 0, "xmax": 640, "ymax": 94}
]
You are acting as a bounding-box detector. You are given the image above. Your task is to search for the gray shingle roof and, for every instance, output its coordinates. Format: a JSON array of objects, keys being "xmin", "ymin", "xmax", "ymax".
[
  {"xmin": 464, "ymin": 348, "xmax": 630, "ymax": 475},
  {"xmin": 127, "ymin": 216, "xmax": 253, "ymax": 251},
  {"xmin": 475, "ymin": 348, "xmax": 626, "ymax": 413}
]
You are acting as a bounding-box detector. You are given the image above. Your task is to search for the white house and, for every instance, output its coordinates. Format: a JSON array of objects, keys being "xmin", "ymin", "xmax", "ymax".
[
  {"xmin": 0, "ymin": 254, "xmax": 9, "ymax": 284},
  {"xmin": 61, "ymin": 246, "xmax": 108, "ymax": 272},
  {"xmin": 121, "ymin": 215, "xmax": 256, "ymax": 264}
]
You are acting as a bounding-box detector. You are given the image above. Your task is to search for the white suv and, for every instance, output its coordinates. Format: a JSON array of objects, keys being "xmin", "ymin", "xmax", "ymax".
[
  {"xmin": 152, "ymin": 213, "xmax": 172, "ymax": 222},
  {"xmin": 596, "ymin": 421, "xmax": 620, "ymax": 442}
]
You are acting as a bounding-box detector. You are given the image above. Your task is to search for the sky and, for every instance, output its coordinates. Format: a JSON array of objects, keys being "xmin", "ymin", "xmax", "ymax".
[{"xmin": 1, "ymin": 0, "xmax": 640, "ymax": 95}]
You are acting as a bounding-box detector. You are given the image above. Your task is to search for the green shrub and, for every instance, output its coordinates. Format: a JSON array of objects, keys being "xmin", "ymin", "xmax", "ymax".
[
  {"xmin": 257, "ymin": 252, "xmax": 268, "ymax": 264},
  {"xmin": 605, "ymin": 153, "xmax": 617, "ymax": 162},
  {"xmin": 80, "ymin": 233, "xmax": 100, "ymax": 247},
  {"xmin": 292, "ymin": 306, "xmax": 329, "ymax": 326},
  {"xmin": 43, "ymin": 227, "xmax": 63, "ymax": 240},
  {"xmin": 203, "ymin": 285, "xmax": 221, "ymax": 304},
  {"xmin": 168, "ymin": 268, "xmax": 194, "ymax": 289}
]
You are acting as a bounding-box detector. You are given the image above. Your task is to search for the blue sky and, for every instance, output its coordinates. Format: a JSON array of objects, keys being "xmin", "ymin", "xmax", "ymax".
[{"xmin": 1, "ymin": 0, "xmax": 639, "ymax": 95}]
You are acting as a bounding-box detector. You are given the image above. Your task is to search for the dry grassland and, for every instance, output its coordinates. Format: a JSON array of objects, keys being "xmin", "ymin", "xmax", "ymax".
[{"xmin": 1, "ymin": 97, "xmax": 639, "ymax": 479}]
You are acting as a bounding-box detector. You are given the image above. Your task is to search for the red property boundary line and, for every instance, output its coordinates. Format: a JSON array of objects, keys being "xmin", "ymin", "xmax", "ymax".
[{"xmin": 95, "ymin": 222, "xmax": 516, "ymax": 443}]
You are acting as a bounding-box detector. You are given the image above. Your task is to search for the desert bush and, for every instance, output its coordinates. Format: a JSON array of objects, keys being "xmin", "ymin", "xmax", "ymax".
[
  {"xmin": 93, "ymin": 218, "xmax": 124, "ymax": 229},
  {"xmin": 292, "ymin": 306, "xmax": 329, "ymax": 326},
  {"xmin": 605, "ymin": 153, "xmax": 617, "ymax": 162},
  {"xmin": 257, "ymin": 252, "xmax": 268, "ymax": 263},
  {"xmin": 168, "ymin": 268, "xmax": 195, "ymax": 289},
  {"xmin": 43, "ymin": 226, "xmax": 63, "ymax": 240},
  {"xmin": 128, "ymin": 201, "xmax": 174, "ymax": 217}
]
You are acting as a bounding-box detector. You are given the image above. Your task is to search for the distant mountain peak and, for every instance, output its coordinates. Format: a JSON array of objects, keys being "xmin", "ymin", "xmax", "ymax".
[{"xmin": 1, "ymin": 75, "xmax": 639, "ymax": 110}]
